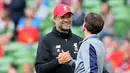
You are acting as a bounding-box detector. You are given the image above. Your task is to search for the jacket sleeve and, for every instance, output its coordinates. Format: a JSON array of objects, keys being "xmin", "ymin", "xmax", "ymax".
[
  {"xmin": 35, "ymin": 37, "xmax": 60, "ymax": 73},
  {"xmin": 80, "ymin": 43, "xmax": 98, "ymax": 73}
]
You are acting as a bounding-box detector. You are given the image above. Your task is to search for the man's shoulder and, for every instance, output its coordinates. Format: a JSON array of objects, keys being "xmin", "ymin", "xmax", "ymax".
[
  {"xmin": 72, "ymin": 33, "xmax": 83, "ymax": 40},
  {"xmin": 40, "ymin": 32, "xmax": 53, "ymax": 40}
]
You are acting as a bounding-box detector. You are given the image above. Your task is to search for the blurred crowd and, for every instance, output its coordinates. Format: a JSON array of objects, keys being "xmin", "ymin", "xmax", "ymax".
[{"xmin": 0, "ymin": 0, "xmax": 130, "ymax": 73}]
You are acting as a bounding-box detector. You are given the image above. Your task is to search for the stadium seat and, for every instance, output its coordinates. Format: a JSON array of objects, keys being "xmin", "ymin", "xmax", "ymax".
[
  {"xmin": 26, "ymin": 0, "xmax": 36, "ymax": 7},
  {"xmin": 83, "ymin": 0, "xmax": 101, "ymax": 8},
  {"xmin": 114, "ymin": 21, "xmax": 129, "ymax": 37},
  {"xmin": 0, "ymin": 57, "xmax": 13, "ymax": 73},
  {"xmin": 71, "ymin": 26, "xmax": 84, "ymax": 38},
  {"xmin": 108, "ymin": 0, "xmax": 124, "ymax": 7},
  {"xmin": 88, "ymin": 5, "xmax": 101, "ymax": 14}
]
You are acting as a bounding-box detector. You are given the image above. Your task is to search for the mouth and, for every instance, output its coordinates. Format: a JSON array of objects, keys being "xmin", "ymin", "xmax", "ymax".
[
  {"xmin": 64, "ymin": 23, "xmax": 71, "ymax": 27},
  {"xmin": 63, "ymin": 21, "xmax": 71, "ymax": 25}
]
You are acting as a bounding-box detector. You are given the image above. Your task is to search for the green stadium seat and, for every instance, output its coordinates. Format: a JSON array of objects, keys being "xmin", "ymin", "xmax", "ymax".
[
  {"xmin": 48, "ymin": 0, "xmax": 56, "ymax": 13},
  {"xmin": 108, "ymin": 0, "xmax": 124, "ymax": 7},
  {"xmin": 26, "ymin": 0, "xmax": 36, "ymax": 7},
  {"xmin": 88, "ymin": 6, "xmax": 101, "ymax": 14},
  {"xmin": 83, "ymin": 0, "xmax": 101, "ymax": 8},
  {"xmin": 0, "ymin": 57, "xmax": 13, "ymax": 73},
  {"xmin": 111, "ymin": 6, "xmax": 129, "ymax": 23},
  {"xmin": 71, "ymin": 26, "xmax": 84, "ymax": 38},
  {"xmin": 42, "ymin": 26, "xmax": 53, "ymax": 35},
  {"xmin": 32, "ymin": 43, "xmax": 38, "ymax": 57},
  {"xmin": 114, "ymin": 21, "xmax": 129, "ymax": 37},
  {"xmin": 4, "ymin": 42, "xmax": 26, "ymax": 58}
]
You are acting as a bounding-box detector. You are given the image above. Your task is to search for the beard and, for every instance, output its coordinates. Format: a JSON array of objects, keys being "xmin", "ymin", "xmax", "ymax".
[
  {"xmin": 59, "ymin": 23, "xmax": 71, "ymax": 32},
  {"xmin": 59, "ymin": 25, "xmax": 70, "ymax": 32},
  {"xmin": 61, "ymin": 28, "xmax": 70, "ymax": 32},
  {"xmin": 56, "ymin": 20, "xmax": 72, "ymax": 33}
]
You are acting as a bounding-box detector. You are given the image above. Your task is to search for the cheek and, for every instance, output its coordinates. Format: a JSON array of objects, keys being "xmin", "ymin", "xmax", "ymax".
[
  {"xmin": 58, "ymin": 19, "xmax": 63, "ymax": 23},
  {"xmin": 69, "ymin": 17, "xmax": 72, "ymax": 21},
  {"xmin": 55, "ymin": 19, "xmax": 62, "ymax": 25},
  {"xmin": 70, "ymin": 19, "xmax": 72, "ymax": 23},
  {"xmin": 66, "ymin": 18, "xmax": 72, "ymax": 24}
]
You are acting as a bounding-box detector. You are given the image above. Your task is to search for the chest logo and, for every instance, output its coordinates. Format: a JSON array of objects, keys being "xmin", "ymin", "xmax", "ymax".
[
  {"xmin": 56, "ymin": 45, "xmax": 61, "ymax": 48},
  {"xmin": 63, "ymin": 6, "xmax": 67, "ymax": 11},
  {"xmin": 73, "ymin": 43, "xmax": 78, "ymax": 53},
  {"xmin": 56, "ymin": 45, "xmax": 61, "ymax": 53}
]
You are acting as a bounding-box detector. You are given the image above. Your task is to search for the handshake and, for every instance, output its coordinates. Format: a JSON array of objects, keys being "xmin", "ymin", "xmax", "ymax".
[{"xmin": 58, "ymin": 50, "xmax": 72, "ymax": 64}]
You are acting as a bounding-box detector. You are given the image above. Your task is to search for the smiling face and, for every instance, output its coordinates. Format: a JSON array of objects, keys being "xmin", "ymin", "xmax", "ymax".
[{"xmin": 53, "ymin": 13, "xmax": 72, "ymax": 32}]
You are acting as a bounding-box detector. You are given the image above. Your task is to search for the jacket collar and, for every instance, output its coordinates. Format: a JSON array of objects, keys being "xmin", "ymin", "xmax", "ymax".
[
  {"xmin": 82, "ymin": 34, "xmax": 97, "ymax": 42},
  {"xmin": 51, "ymin": 27, "xmax": 72, "ymax": 39}
]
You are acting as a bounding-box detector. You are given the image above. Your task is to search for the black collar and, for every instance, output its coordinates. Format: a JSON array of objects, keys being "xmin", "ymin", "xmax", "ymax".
[{"xmin": 51, "ymin": 27, "xmax": 72, "ymax": 39}]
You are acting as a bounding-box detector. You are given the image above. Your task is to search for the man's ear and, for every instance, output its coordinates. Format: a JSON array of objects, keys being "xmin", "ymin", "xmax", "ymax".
[
  {"xmin": 83, "ymin": 23, "xmax": 86, "ymax": 28},
  {"xmin": 82, "ymin": 23, "xmax": 86, "ymax": 32},
  {"xmin": 53, "ymin": 18, "xmax": 56, "ymax": 23}
]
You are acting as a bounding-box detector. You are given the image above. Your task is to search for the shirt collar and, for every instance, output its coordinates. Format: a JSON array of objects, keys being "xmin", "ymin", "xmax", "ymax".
[{"xmin": 82, "ymin": 34, "xmax": 97, "ymax": 42}]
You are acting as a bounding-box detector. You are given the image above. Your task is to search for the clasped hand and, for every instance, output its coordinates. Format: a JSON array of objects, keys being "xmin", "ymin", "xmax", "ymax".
[{"xmin": 58, "ymin": 50, "xmax": 72, "ymax": 64}]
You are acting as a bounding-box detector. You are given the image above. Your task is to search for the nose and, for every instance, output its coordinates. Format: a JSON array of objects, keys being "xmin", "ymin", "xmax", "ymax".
[{"xmin": 64, "ymin": 18, "xmax": 69, "ymax": 22}]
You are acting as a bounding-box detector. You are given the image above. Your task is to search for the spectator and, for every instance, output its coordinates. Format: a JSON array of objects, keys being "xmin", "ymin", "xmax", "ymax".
[
  {"xmin": 17, "ymin": 7, "xmax": 40, "ymax": 31},
  {"xmin": 102, "ymin": 35, "xmax": 114, "ymax": 73},
  {"xmin": 4, "ymin": 0, "xmax": 26, "ymax": 39},
  {"xmin": 0, "ymin": 0, "xmax": 3, "ymax": 12},
  {"xmin": 102, "ymin": 35, "xmax": 113, "ymax": 58},
  {"xmin": 72, "ymin": 0, "xmax": 87, "ymax": 26},
  {"xmin": 17, "ymin": 7, "xmax": 40, "ymax": 44},
  {"xmin": 8, "ymin": 63, "xmax": 18, "ymax": 73},
  {"xmin": 35, "ymin": 0, "xmax": 49, "ymax": 21},
  {"xmin": 23, "ymin": 63, "xmax": 34, "ymax": 73},
  {"xmin": 58, "ymin": 0, "xmax": 72, "ymax": 6},
  {"xmin": 109, "ymin": 39, "xmax": 124, "ymax": 70},
  {"xmin": 116, "ymin": 38, "xmax": 130, "ymax": 73},
  {"xmin": 121, "ymin": 38, "xmax": 130, "ymax": 51},
  {"xmin": 124, "ymin": 0, "xmax": 130, "ymax": 5},
  {"xmin": 0, "ymin": 41, "xmax": 3, "ymax": 58},
  {"xmin": 100, "ymin": 2, "xmax": 114, "ymax": 39},
  {"xmin": 114, "ymin": 44, "xmax": 130, "ymax": 73},
  {"xmin": 17, "ymin": 26, "xmax": 40, "ymax": 44},
  {"xmin": 0, "ymin": 8, "xmax": 14, "ymax": 45}
]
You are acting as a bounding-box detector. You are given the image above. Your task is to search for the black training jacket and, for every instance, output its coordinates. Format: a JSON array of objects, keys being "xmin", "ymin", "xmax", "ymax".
[{"xmin": 35, "ymin": 27, "xmax": 82, "ymax": 73}]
